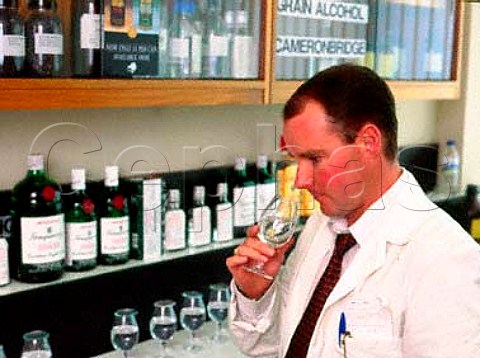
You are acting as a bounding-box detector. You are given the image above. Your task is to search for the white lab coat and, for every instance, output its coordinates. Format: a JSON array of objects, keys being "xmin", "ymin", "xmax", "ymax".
[{"xmin": 230, "ymin": 170, "xmax": 480, "ymax": 357}]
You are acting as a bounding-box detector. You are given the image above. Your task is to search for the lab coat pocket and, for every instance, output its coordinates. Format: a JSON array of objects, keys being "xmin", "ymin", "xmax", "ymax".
[{"xmin": 341, "ymin": 296, "xmax": 401, "ymax": 358}]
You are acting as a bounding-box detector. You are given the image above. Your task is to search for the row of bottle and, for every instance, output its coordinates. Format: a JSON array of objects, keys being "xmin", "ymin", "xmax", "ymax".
[
  {"xmin": 0, "ymin": 0, "xmax": 257, "ymax": 78},
  {"xmin": 3, "ymin": 153, "xmax": 294, "ymax": 284}
]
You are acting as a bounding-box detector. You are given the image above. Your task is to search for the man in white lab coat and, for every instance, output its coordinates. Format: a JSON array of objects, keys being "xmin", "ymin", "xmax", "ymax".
[{"xmin": 226, "ymin": 64, "xmax": 480, "ymax": 357}]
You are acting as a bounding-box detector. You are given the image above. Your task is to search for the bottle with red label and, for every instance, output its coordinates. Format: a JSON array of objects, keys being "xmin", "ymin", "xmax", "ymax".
[
  {"xmin": 10, "ymin": 154, "xmax": 65, "ymax": 283},
  {"xmin": 65, "ymin": 166, "xmax": 97, "ymax": 271},
  {"xmin": 98, "ymin": 165, "xmax": 130, "ymax": 265}
]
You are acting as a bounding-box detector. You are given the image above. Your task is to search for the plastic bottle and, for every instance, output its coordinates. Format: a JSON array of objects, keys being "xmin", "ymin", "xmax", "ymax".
[{"xmin": 440, "ymin": 139, "xmax": 460, "ymax": 194}]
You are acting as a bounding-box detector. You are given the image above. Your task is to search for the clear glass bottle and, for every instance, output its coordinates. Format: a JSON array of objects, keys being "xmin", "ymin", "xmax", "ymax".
[
  {"xmin": 64, "ymin": 166, "xmax": 97, "ymax": 271},
  {"xmin": 255, "ymin": 154, "xmax": 276, "ymax": 222},
  {"xmin": 0, "ymin": 0, "xmax": 25, "ymax": 77},
  {"xmin": 212, "ymin": 182, "xmax": 233, "ymax": 243},
  {"xmin": 25, "ymin": 0, "xmax": 64, "ymax": 77},
  {"xmin": 72, "ymin": 0, "xmax": 101, "ymax": 77},
  {"xmin": 98, "ymin": 165, "xmax": 130, "ymax": 265},
  {"xmin": 201, "ymin": 0, "xmax": 228, "ymax": 78},
  {"xmin": 164, "ymin": 189, "xmax": 186, "ymax": 251},
  {"xmin": 232, "ymin": 157, "xmax": 255, "ymax": 238},
  {"xmin": 10, "ymin": 154, "xmax": 65, "ymax": 283},
  {"xmin": 157, "ymin": 0, "xmax": 169, "ymax": 77},
  {"xmin": 168, "ymin": 0, "xmax": 202, "ymax": 78},
  {"xmin": 224, "ymin": 0, "xmax": 253, "ymax": 78},
  {"xmin": 188, "ymin": 185, "xmax": 211, "ymax": 247}
]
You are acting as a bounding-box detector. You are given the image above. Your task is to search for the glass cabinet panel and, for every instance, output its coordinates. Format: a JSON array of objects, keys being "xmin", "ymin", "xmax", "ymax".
[{"xmin": 275, "ymin": 0, "xmax": 457, "ymax": 81}]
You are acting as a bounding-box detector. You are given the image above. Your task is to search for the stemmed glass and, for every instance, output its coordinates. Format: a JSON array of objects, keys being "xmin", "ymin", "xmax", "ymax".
[
  {"xmin": 179, "ymin": 291, "xmax": 206, "ymax": 352},
  {"xmin": 149, "ymin": 299, "xmax": 177, "ymax": 358},
  {"xmin": 20, "ymin": 330, "xmax": 52, "ymax": 358},
  {"xmin": 110, "ymin": 308, "xmax": 139, "ymax": 358},
  {"xmin": 244, "ymin": 195, "xmax": 298, "ymax": 279},
  {"xmin": 207, "ymin": 283, "xmax": 231, "ymax": 343}
]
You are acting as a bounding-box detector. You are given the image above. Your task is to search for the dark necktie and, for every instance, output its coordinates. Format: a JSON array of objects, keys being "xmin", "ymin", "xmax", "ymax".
[{"xmin": 284, "ymin": 233, "xmax": 357, "ymax": 358}]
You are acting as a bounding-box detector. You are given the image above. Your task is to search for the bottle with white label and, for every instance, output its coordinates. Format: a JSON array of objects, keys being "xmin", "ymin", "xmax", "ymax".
[
  {"xmin": 212, "ymin": 182, "xmax": 233, "ymax": 243},
  {"xmin": 98, "ymin": 165, "xmax": 130, "ymax": 265},
  {"xmin": 255, "ymin": 154, "xmax": 276, "ymax": 222},
  {"xmin": 25, "ymin": 0, "xmax": 64, "ymax": 77},
  {"xmin": 168, "ymin": 0, "xmax": 202, "ymax": 78},
  {"xmin": 0, "ymin": 236, "xmax": 10, "ymax": 286},
  {"xmin": 10, "ymin": 154, "xmax": 65, "ymax": 283},
  {"xmin": 72, "ymin": 0, "xmax": 101, "ymax": 77},
  {"xmin": 157, "ymin": 0, "xmax": 169, "ymax": 77},
  {"xmin": 188, "ymin": 186, "xmax": 211, "ymax": 247},
  {"xmin": 224, "ymin": 0, "xmax": 253, "ymax": 78},
  {"xmin": 0, "ymin": 0, "xmax": 25, "ymax": 77},
  {"xmin": 164, "ymin": 189, "xmax": 186, "ymax": 251},
  {"xmin": 201, "ymin": 0, "xmax": 228, "ymax": 78},
  {"xmin": 232, "ymin": 157, "xmax": 255, "ymax": 238},
  {"xmin": 64, "ymin": 167, "xmax": 97, "ymax": 271}
]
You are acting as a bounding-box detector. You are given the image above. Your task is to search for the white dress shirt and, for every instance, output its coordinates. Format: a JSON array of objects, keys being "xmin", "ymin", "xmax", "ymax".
[{"xmin": 229, "ymin": 169, "xmax": 480, "ymax": 357}]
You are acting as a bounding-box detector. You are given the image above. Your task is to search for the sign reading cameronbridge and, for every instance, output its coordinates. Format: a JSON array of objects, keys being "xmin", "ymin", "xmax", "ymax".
[{"xmin": 277, "ymin": 36, "xmax": 366, "ymax": 58}]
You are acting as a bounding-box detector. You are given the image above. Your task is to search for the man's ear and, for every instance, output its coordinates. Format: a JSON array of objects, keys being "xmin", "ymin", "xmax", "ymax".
[{"xmin": 356, "ymin": 124, "xmax": 382, "ymax": 158}]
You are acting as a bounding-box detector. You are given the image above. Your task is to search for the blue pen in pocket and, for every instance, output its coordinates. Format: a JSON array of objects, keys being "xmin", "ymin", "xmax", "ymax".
[{"xmin": 338, "ymin": 312, "xmax": 347, "ymax": 347}]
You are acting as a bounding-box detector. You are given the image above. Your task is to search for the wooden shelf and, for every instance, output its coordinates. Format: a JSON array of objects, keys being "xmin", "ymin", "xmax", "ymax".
[
  {"xmin": 270, "ymin": 79, "xmax": 462, "ymax": 104},
  {"xmin": 0, "ymin": 79, "xmax": 266, "ymax": 110}
]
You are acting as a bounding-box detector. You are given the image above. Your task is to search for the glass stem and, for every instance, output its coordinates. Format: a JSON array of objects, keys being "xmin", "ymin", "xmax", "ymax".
[
  {"xmin": 190, "ymin": 330, "xmax": 195, "ymax": 346},
  {"xmin": 123, "ymin": 351, "xmax": 128, "ymax": 358},
  {"xmin": 216, "ymin": 321, "xmax": 222, "ymax": 336},
  {"xmin": 160, "ymin": 340, "xmax": 167, "ymax": 356}
]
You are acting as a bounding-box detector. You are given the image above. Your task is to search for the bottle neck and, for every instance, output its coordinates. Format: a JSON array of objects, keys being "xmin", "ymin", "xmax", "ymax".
[{"xmin": 168, "ymin": 201, "xmax": 180, "ymax": 210}]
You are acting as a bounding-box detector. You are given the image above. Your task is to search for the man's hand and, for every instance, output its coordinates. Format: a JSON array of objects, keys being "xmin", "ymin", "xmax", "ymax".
[{"xmin": 226, "ymin": 225, "xmax": 295, "ymax": 300}]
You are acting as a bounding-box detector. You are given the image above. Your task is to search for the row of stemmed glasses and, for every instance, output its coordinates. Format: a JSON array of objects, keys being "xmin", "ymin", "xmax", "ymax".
[{"xmin": 110, "ymin": 283, "xmax": 231, "ymax": 357}]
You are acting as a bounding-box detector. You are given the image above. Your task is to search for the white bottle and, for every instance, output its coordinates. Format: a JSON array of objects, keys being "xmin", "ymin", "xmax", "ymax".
[
  {"xmin": 0, "ymin": 236, "xmax": 9, "ymax": 286},
  {"xmin": 164, "ymin": 189, "xmax": 186, "ymax": 251},
  {"xmin": 441, "ymin": 139, "xmax": 461, "ymax": 194},
  {"xmin": 213, "ymin": 182, "xmax": 233, "ymax": 242},
  {"xmin": 188, "ymin": 185, "xmax": 211, "ymax": 247}
]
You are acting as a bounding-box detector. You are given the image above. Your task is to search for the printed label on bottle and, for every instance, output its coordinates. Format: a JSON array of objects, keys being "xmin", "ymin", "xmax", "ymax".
[
  {"xmin": 215, "ymin": 203, "xmax": 233, "ymax": 242},
  {"xmin": 471, "ymin": 218, "xmax": 480, "ymax": 240},
  {"xmin": 256, "ymin": 182, "xmax": 276, "ymax": 221},
  {"xmin": 100, "ymin": 216, "xmax": 129, "ymax": 254},
  {"xmin": 20, "ymin": 214, "xmax": 65, "ymax": 265},
  {"xmin": 191, "ymin": 34, "xmax": 202, "ymax": 75},
  {"xmin": 0, "ymin": 239, "xmax": 9, "ymax": 286},
  {"xmin": 34, "ymin": 33, "xmax": 64, "ymax": 55},
  {"xmin": 66, "ymin": 221, "xmax": 97, "ymax": 265},
  {"xmin": 232, "ymin": 35, "xmax": 253, "ymax": 78},
  {"xmin": 189, "ymin": 207, "xmax": 211, "ymax": 247},
  {"xmin": 170, "ymin": 38, "xmax": 189, "ymax": 60},
  {"xmin": 164, "ymin": 210, "xmax": 186, "ymax": 250},
  {"xmin": 80, "ymin": 13, "xmax": 101, "ymax": 49},
  {"xmin": 209, "ymin": 35, "xmax": 229, "ymax": 57},
  {"xmin": 2, "ymin": 35, "xmax": 25, "ymax": 57},
  {"xmin": 233, "ymin": 186, "xmax": 255, "ymax": 227}
]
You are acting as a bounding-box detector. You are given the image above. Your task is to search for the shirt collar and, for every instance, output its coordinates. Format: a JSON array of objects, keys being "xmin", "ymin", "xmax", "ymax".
[{"xmin": 347, "ymin": 168, "xmax": 435, "ymax": 247}]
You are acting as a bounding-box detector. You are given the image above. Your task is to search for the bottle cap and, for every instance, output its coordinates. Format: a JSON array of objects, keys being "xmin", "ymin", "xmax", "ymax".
[
  {"xmin": 104, "ymin": 165, "xmax": 119, "ymax": 187},
  {"xmin": 193, "ymin": 185, "xmax": 205, "ymax": 202},
  {"xmin": 234, "ymin": 157, "xmax": 247, "ymax": 171},
  {"xmin": 217, "ymin": 182, "xmax": 228, "ymax": 197},
  {"xmin": 168, "ymin": 189, "xmax": 180, "ymax": 203},
  {"xmin": 257, "ymin": 154, "xmax": 268, "ymax": 169},
  {"xmin": 446, "ymin": 139, "xmax": 456, "ymax": 146},
  {"xmin": 71, "ymin": 166, "xmax": 86, "ymax": 190},
  {"xmin": 27, "ymin": 154, "xmax": 44, "ymax": 171},
  {"xmin": 173, "ymin": 0, "xmax": 195, "ymax": 14}
]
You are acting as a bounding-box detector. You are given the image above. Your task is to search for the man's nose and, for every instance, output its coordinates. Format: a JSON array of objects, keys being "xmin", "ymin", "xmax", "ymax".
[{"xmin": 294, "ymin": 161, "xmax": 313, "ymax": 190}]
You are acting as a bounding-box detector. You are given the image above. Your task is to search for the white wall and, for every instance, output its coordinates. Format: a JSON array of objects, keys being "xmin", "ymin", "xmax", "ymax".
[{"xmin": 0, "ymin": 99, "xmax": 439, "ymax": 190}]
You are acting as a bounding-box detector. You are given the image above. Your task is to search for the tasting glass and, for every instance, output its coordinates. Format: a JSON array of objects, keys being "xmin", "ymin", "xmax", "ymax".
[
  {"xmin": 21, "ymin": 330, "xmax": 52, "ymax": 358},
  {"xmin": 244, "ymin": 195, "xmax": 298, "ymax": 279},
  {"xmin": 149, "ymin": 299, "xmax": 177, "ymax": 358},
  {"xmin": 207, "ymin": 283, "xmax": 231, "ymax": 343},
  {"xmin": 179, "ymin": 290, "xmax": 206, "ymax": 352},
  {"xmin": 110, "ymin": 308, "xmax": 139, "ymax": 358}
]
